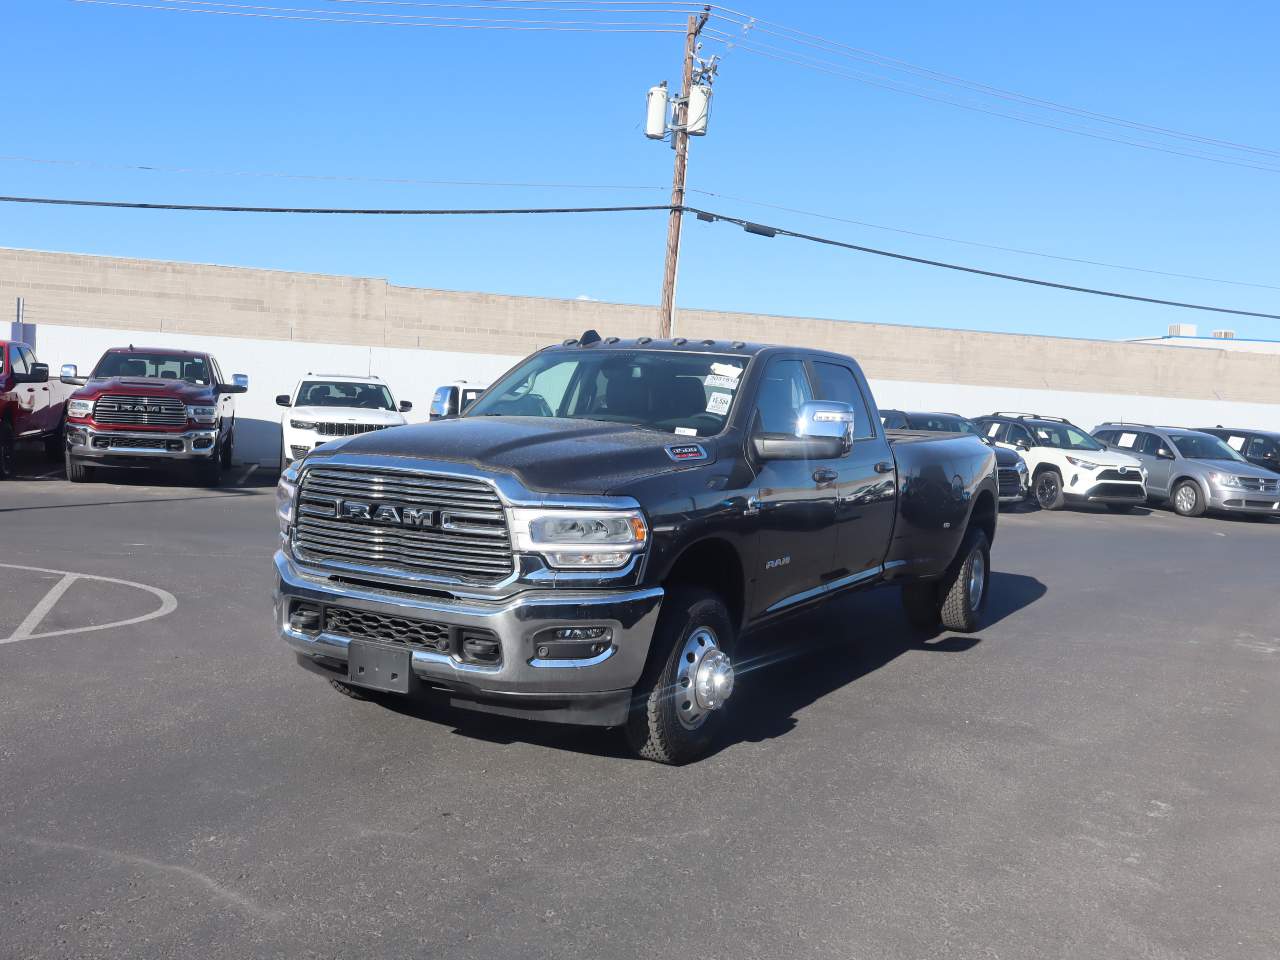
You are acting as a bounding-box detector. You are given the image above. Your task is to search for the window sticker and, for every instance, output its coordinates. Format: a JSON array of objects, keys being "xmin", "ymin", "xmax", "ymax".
[
  {"xmin": 986, "ymin": 423, "xmax": 1000, "ymax": 437},
  {"xmin": 1036, "ymin": 429, "xmax": 1051, "ymax": 439},
  {"xmin": 1227, "ymin": 436, "xmax": 1247, "ymax": 451},
  {"xmin": 706, "ymin": 392, "xmax": 732, "ymax": 416},
  {"xmin": 1119, "ymin": 432, "xmax": 1137, "ymax": 447},
  {"xmin": 709, "ymin": 362, "xmax": 743, "ymax": 380},
  {"xmin": 674, "ymin": 426, "xmax": 698, "ymax": 436},
  {"xmin": 704, "ymin": 374, "xmax": 739, "ymax": 390}
]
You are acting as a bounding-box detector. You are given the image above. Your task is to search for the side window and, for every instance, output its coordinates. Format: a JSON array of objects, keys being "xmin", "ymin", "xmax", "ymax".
[
  {"xmin": 810, "ymin": 361, "xmax": 875, "ymax": 439},
  {"xmin": 753, "ymin": 358, "xmax": 813, "ymax": 435},
  {"xmin": 1094, "ymin": 431, "xmax": 1113, "ymax": 444},
  {"xmin": 1247, "ymin": 436, "xmax": 1277, "ymax": 460},
  {"xmin": 882, "ymin": 411, "xmax": 908, "ymax": 430},
  {"xmin": 10, "ymin": 345, "xmax": 30, "ymax": 375},
  {"xmin": 1135, "ymin": 433, "xmax": 1163, "ymax": 456},
  {"xmin": 1006, "ymin": 424, "xmax": 1033, "ymax": 447},
  {"xmin": 19, "ymin": 345, "xmax": 38, "ymax": 371},
  {"xmin": 209, "ymin": 357, "xmax": 224, "ymax": 384}
]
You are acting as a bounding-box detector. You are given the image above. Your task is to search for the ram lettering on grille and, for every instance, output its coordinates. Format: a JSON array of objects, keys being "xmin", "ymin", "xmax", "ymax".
[{"xmin": 292, "ymin": 466, "xmax": 513, "ymax": 583}]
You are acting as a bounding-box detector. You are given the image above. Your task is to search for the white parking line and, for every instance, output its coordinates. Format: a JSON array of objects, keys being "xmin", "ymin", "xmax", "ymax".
[
  {"xmin": 0, "ymin": 562, "xmax": 178, "ymax": 644},
  {"xmin": 237, "ymin": 464, "xmax": 258, "ymax": 485}
]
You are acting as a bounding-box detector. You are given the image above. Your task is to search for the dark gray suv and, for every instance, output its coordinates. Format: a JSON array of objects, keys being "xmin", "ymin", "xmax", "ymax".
[{"xmin": 1093, "ymin": 423, "xmax": 1280, "ymax": 519}]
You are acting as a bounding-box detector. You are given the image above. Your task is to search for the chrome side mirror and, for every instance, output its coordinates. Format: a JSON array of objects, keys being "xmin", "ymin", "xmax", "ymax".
[
  {"xmin": 232, "ymin": 373, "xmax": 249, "ymax": 389},
  {"xmin": 60, "ymin": 363, "xmax": 86, "ymax": 385},
  {"xmin": 796, "ymin": 400, "xmax": 855, "ymax": 451}
]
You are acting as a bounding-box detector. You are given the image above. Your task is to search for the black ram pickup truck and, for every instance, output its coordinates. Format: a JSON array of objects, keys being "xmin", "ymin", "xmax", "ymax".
[{"xmin": 275, "ymin": 334, "xmax": 998, "ymax": 763}]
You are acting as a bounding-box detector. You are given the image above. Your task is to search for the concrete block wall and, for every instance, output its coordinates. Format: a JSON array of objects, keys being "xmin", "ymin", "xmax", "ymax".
[{"xmin": 4, "ymin": 246, "xmax": 1278, "ymax": 469}]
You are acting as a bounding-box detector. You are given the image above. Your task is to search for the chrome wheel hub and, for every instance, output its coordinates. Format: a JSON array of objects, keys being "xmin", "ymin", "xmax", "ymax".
[
  {"xmin": 1175, "ymin": 486, "xmax": 1196, "ymax": 513},
  {"xmin": 968, "ymin": 548, "xmax": 986, "ymax": 610},
  {"xmin": 675, "ymin": 627, "xmax": 734, "ymax": 730}
]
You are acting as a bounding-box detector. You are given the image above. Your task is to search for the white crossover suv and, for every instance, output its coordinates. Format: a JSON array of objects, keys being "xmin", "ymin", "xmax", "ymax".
[
  {"xmin": 276, "ymin": 375, "xmax": 412, "ymax": 467},
  {"xmin": 973, "ymin": 412, "xmax": 1146, "ymax": 512}
]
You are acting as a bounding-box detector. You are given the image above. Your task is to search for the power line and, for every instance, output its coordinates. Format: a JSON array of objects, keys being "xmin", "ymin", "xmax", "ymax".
[
  {"xmin": 685, "ymin": 206, "xmax": 1280, "ymax": 321},
  {"xmin": 8, "ymin": 154, "xmax": 1269, "ymax": 290},
  {"xmin": 706, "ymin": 6, "xmax": 1280, "ymax": 162},
  {"xmin": 71, "ymin": 0, "xmax": 688, "ymax": 30},
  {"xmin": 2, "ymin": 193, "xmax": 1275, "ymax": 320},
  {"xmin": 701, "ymin": 30, "xmax": 1280, "ymax": 175},
  {"xmin": 0, "ymin": 195, "xmax": 672, "ymax": 215},
  {"xmin": 686, "ymin": 188, "xmax": 1280, "ymax": 292}
]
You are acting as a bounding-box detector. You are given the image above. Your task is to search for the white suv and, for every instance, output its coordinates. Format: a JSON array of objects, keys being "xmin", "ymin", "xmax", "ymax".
[
  {"xmin": 276, "ymin": 374, "xmax": 412, "ymax": 467},
  {"xmin": 973, "ymin": 412, "xmax": 1146, "ymax": 512}
]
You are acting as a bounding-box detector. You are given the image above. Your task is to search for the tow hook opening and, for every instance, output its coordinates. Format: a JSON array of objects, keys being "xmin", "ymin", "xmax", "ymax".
[{"xmin": 289, "ymin": 601, "xmax": 321, "ymax": 635}]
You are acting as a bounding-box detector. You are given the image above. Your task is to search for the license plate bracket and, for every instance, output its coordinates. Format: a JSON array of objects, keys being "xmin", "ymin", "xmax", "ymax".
[{"xmin": 347, "ymin": 640, "xmax": 412, "ymax": 694}]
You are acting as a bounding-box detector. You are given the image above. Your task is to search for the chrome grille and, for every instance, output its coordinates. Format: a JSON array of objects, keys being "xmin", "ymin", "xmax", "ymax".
[
  {"xmin": 93, "ymin": 394, "xmax": 187, "ymax": 427},
  {"xmin": 997, "ymin": 468, "xmax": 1023, "ymax": 497},
  {"xmin": 315, "ymin": 422, "xmax": 389, "ymax": 437},
  {"xmin": 293, "ymin": 466, "xmax": 513, "ymax": 583},
  {"xmin": 1235, "ymin": 476, "xmax": 1280, "ymax": 493}
]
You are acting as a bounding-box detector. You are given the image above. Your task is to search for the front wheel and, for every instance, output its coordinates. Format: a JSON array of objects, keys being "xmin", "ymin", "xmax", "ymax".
[
  {"xmin": 194, "ymin": 451, "xmax": 223, "ymax": 487},
  {"xmin": 1171, "ymin": 480, "xmax": 1206, "ymax": 518},
  {"xmin": 626, "ymin": 587, "xmax": 735, "ymax": 765},
  {"xmin": 65, "ymin": 452, "xmax": 95, "ymax": 483},
  {"xmin": 1034, "ymin": 469, "xmax": 1065, "ymax": 510},
  {"xmin": 0, "ymin": 421, "xmax": 14, "ymax": 479}
]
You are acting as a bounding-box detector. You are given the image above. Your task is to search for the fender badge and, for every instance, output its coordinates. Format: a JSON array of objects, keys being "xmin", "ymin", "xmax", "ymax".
[{"xmin": 666, "ymin": 443, "xmax": 709, "ymax": 462}]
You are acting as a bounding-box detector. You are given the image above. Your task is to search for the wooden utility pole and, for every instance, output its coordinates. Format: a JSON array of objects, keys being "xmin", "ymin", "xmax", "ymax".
[{"xmin": 658, "ymin": 8, "xmax": 709, "ymax": 339}]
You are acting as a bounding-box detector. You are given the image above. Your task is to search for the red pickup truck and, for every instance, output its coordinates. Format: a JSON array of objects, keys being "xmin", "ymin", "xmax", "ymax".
[
  {"xmin": 1, "ymin": 339, "xmax": 76, "ymax": 479},
  {"xmin": 62, "ymin": 346, "xmax": 248, "ymax": 484}
]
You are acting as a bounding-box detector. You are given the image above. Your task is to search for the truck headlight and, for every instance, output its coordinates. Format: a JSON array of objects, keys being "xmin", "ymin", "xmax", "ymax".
[
  {"xmin": 67, "ymin": 399, "xmax": 93, "ymax": 418},
  {"xmin": 276, "ymin": 463, "xmax": 300, "ymax": 537},
  {"xmin": 1210, "ymin": 472, "xmax": 1243, "ymax": 489},
  {"xmin": 289, "ymin": 419, "xmax": 317, "ymax": 430},
  {"xmin": 509, "ymin": 508, "xmax": 648, "ymax": 569},
  {"xmin": 187, "ymin": 405, "xmax": 218, "ymax": 424},
  {"xmin": 1065, "ymin": 456, "xmax": 1101, "ymax": 470}
]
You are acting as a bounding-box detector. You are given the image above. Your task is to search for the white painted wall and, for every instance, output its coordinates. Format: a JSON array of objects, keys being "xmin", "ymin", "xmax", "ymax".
[{"xmin": 28, "ymin": 323, "xmax": 1280, "ymax": 470}]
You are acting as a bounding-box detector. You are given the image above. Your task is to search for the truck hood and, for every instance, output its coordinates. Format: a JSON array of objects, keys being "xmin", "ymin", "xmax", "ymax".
[
  {"xmin": 312, "ymin": 416, "xmax": 710, "ymax": 496},
  {"xmin": 1076, "ymin": 447, "xmax": 1143, "ymax": 469},
  {"xmin": 287, "ymin": 405, "xmax": 406, "ymax": 427},
  {"xmin": 71, "ymin": 377, "xmax": 215, "ymax": 403}
]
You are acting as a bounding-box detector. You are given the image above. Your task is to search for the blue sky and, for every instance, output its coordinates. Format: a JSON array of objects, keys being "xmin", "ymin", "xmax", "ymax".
[{"xmin": 3, "ymin": 1, "xmax": 1278, "ymax": 341}]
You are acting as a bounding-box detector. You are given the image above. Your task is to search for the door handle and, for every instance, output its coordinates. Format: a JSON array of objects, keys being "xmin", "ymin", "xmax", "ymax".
[
  {"xmin": 874, "ymin": 461, "xmax": 894, "ymax": 473},
  {"xmin": 812, "ymin": 468, "xmax": 838, "ymax": 484}
]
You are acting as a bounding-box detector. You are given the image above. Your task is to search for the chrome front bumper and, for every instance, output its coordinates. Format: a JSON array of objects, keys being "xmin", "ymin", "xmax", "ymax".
[
  {"xmin": 67, "ymin": 424, "xmax": 218, "ymax": 460},
  {"xmin": 274, "ymin": 551, "xmax": 664, "ymax": 722}
]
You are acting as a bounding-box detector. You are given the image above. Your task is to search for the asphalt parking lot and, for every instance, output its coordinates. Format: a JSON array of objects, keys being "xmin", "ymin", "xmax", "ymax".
[{"xmin": 2, "ymin": 450, "xmax": 1278, "ymax": 960}]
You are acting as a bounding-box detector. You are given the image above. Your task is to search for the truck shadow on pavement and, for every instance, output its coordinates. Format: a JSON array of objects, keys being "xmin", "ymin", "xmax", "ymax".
[{"xmin": 374, "ymin": 572, "xmax": 1048, "ymax": 762}]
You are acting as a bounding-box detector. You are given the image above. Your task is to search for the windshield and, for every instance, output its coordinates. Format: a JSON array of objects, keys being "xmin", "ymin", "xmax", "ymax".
[
  {"xmin": 93, "ymin": 351, "xmax": 210, "ymax": 385},
  {"xmin": 296, "ymin": 380, "xmax": 395, "ymax": 410},
  {"xmin": 1170, "ymin": 433, "xmax": 1246, "ymax": 462},
  {"xmin": 906, "ymin": 414, "xmax": 979, "ymax": 435},
  {"xmin": 465, "ymin": 350, "xmax": 749, "ymax": 437},
  {"xmin": 1028, "ymin": 421, "xmax": 1104, "ymax": 451}
]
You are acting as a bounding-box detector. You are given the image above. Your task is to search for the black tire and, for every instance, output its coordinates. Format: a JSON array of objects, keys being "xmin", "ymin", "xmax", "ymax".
[
  {"xmin": 938, "ymin": 528, "xmax": 991, "ymax": 633},
  {"xmin": 625, "ymin": 587, "xmax": 735, "ymax": 765},
  {"xmin": 0, "ymin": 421, "xmax": 14, "ymax": 480},
  {"xmin": 194, "ymin": 450, "xmax": 223, "ymax": 487},
  {"xmin": 328, "ymin": 677, "xmax": 371, "ymax": 701},
  {"xmin": 65, "ymin": 451, "xmax": 95, "ymax": 483},
  {"xmin": 1106, "ymin": 503, "xmax": 1135, "ymax": 514},
  {"xmin": 220, "ymin": 430, "xmax": 234, "ymax": 470},
  {"xmin": 1171, "ymin": 479, "xmax": 1206, "ymax": 518},
  {"xmin": 44, "ymin": 423, "xmax": 66, "ymax": 462},
  {"xmin": 1034, "ymin": 468, "xmax": 1066, "ymax": 511},
  {"xmin": 901, "ymin": 582, "xmax": 940, "ymax": 631}
]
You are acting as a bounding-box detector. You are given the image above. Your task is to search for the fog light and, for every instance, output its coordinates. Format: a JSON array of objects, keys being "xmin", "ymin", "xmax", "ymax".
[
  {"xmin": 553, "ymin": 626, "xmax": 608, "ymax": 641},
  {"xmin": 532, "ymin": 626, "xmax": 614, "ymax": 661},
  {"xmin": 290, "ymin": 603, "xmax": 321, "ymax": 633}
]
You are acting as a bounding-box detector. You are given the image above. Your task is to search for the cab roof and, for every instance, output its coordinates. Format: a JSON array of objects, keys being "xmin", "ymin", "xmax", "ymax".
[
  {"xmin": 103, "ymin": 346, "xmax": 207, "ymax": 358},
  {"xmin": 542, "ymin": 331, "xmax": 852, "ymax": 365}
]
